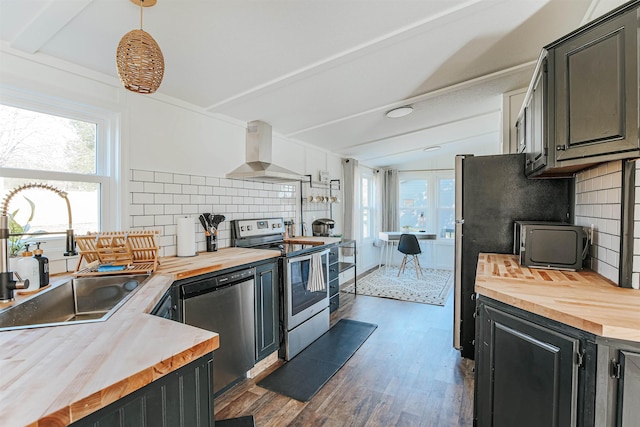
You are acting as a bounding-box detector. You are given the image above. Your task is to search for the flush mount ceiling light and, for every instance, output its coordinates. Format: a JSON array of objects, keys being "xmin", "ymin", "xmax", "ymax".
[
  {"xmin": 423, "ymin": 146, "xmax": 441, "ymax": 152},
  {"xmin": 385, "ymin": 105, "xmax": 414, "ymax": 118},
  {"xmin": 116, "ymin": 0, "xmax": 164, "ymax": 94}
]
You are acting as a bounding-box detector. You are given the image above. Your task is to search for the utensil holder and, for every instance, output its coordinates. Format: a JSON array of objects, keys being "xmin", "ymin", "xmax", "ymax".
[{"xmin": 206, "ymin": 234, "xmax": 218, "ymax": 252}]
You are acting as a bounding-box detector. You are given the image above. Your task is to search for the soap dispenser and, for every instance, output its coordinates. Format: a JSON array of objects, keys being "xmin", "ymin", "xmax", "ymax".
[
  {"xmin": 15, "ymin": 244, "xmax": 39, "ymax": 291},
  {"xmin": 33, "ymin": 242, "xmax": 49, "ymax": 287}
]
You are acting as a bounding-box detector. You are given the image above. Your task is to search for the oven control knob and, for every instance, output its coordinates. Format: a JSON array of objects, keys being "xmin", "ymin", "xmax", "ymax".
[
  {"xmin": 240, "ymin": 226, "xmax": 245, "ymax": 231},
  {"xmin": 247, "ymin": 225, "xmax": 252, "ymax": 231}
]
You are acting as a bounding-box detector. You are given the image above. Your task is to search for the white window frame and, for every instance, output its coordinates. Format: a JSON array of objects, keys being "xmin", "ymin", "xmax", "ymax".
[
  {"xmin": 398, "ymin": 170, "xmax": 454, "ymax": 240},
  {"xmin": 359, "ymin": 170, "xmax": 375, "ymax": 243},
  {"xmin": 0, "ymin": 88, "xmax": 123, "ymax": 259}
]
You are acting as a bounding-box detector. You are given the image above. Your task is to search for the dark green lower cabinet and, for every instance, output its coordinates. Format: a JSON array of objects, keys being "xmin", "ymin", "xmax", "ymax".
[
  {"xmin": 596, "ymin": 338, "xmax": 640, "ymax": 427},
  {"xmin": 255, "ymin": 261, "xmax": 279, "ymax": 361},
  {"xmin": 475, "ymin": 296, "xmax": 596, "ymax": 427},
  {"xmin": 617, "ymin": 350, "xmax": 640, "ymax": 426},
  {"xmin": 71, "ymin": 353, "xmax": 214, "ymax": 427}
]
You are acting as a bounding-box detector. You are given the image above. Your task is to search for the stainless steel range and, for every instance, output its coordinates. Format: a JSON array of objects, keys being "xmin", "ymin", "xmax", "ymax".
[{"xmin": 231, "ymin": 217, "xmax": 330, "ymax": 360}]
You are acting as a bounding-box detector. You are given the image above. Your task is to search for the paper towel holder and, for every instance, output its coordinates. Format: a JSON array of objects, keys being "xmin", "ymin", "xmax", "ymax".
[{"xmin": 177, "ymin": 216, "xmax": 197, "ymax": 257}]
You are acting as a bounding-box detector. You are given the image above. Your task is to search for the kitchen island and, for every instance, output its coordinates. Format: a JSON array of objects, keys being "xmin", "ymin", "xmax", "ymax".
[
  {"xmin": 474, "ymin": 253, "xmax": 640, "ymax": 427},
  {"xmin": 0, "ymin": 247, "xmax": 279, "ymax": 426}
]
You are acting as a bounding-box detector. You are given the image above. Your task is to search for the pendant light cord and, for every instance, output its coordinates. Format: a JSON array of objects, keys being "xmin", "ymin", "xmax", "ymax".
[{"xmin": 139, "ymin": 0, "xmax": 143, "ymax": 29}]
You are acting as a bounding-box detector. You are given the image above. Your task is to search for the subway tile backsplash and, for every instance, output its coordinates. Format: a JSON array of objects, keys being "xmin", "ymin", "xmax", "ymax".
[
  {"xmin": 575, "ymin": 161, "xmax": 622, "ymax": 285},
  {"xmin": 129, "ymin": 169, "xmax": 298, "ymax": 257}
]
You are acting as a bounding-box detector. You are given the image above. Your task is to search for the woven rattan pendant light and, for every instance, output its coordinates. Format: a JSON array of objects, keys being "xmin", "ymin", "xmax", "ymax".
[{"xmin": 116, "ymin": 0, "xmax": 164, "ymax": 94}]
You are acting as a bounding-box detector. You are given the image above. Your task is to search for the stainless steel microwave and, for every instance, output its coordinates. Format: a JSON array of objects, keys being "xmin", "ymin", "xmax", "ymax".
[{"xmin": 514, "ymin": 221, "xmax": 589, "ymax": 271}]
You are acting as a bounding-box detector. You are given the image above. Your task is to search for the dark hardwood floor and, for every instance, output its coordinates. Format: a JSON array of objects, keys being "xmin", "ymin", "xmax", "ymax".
[{"xmin": 214, "ymin": 283, "xmax": 474, "ymax": 426}]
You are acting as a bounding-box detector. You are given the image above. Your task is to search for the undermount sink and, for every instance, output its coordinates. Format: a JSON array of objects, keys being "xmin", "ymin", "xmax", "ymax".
[{"xmin": 0, "ymin": 274, "xmax": 150, "ymax": 331}]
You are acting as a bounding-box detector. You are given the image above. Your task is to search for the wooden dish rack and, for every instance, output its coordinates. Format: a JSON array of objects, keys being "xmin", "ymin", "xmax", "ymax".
[{"xmin": 74, "ymin": 230, "xmax": 160, "ymax": 277}]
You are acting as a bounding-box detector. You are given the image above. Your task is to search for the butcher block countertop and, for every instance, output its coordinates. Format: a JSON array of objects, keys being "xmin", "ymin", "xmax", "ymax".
[
  {"xmin": 284, "ymin": 236, "xmax": 343, "ymax": 246},
  {"xmin": 156, "ymin": 246, "xmax": 281, "ymax": 280},
  {"xmin": 0, "ymin": 247, "xmax": 280, "ymax": 426},
  {"xmin": 476, "ymin": 253, "xmax": 640, "ymax": 342}
]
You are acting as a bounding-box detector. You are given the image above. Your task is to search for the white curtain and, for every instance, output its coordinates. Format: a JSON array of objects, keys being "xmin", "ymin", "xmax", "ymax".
[
  {"xmin": 382, "ymin": 168, "xmax": 399, "ymax": 231},
  {"xmin": 342, "ymin": 158, "xmax": 358, "ymax": 255},
  {"xmin": 373, "ymin": 169, "xmax": 400, "ymax": 251}
]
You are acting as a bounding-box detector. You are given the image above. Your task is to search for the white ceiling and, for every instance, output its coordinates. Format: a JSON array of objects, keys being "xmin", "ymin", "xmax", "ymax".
[{"xmin": 0, "ymin": 0, "xmax": 621, "ymax": 168}]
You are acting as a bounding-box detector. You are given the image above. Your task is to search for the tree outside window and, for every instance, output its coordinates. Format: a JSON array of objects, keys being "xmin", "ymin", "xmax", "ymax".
[
  {"xmin": 398, "ymin": 171, "xmax": 455, "ymax": 238},
  {"xmin": 0, "ymin": 102, "xmax": 110, "ymax": 256}
]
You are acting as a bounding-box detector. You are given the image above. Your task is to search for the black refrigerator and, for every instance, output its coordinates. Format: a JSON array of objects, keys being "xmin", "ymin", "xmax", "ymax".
[{"xmin": 453, "ymin": 153, "xmax": 574, "ymax": 359}]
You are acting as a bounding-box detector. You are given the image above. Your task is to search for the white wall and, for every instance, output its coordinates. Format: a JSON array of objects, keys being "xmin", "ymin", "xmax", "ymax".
[
  {"xmin": 126, "ymin": 94, "xmax": 246, "ymax": 177},
  {"xmin": 575, "ymin": 162, "xmax": 622, "ymax": 284},
  {"xmin": 0, "ymin": 48, "xmax": 343, "ymax": 262}
]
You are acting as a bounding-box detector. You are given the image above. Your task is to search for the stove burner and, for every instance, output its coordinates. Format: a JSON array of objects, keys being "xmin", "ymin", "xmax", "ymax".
[{"xmin": 231, "ymin": 218, "xmax": 327, "ymax": 257}]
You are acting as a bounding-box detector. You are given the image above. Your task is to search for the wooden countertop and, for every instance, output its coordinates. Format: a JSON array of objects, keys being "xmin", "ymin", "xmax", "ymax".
[
  {"xmin": 284, "ymin": 236, "xmax": 342, "ymax": 245},
  {"xmin": 475, "ymin": 253, "xmax": 640, "ymax": 342},
  {"xmin": 0, "ymin": 247, "xmax": 279, "ymax": 426},
  {"xmin": 157, "ymin": 247, "xmax": 281, "ymax": 280}
]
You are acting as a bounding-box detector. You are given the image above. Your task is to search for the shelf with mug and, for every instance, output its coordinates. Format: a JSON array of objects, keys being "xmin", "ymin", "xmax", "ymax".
[
  {"xmin": 301, "ymin": 176, "xmax": 341, "ymax": 205},
  {"xmin": 300, "ymin": 176, "xmax": 341, "ymax": 232}
]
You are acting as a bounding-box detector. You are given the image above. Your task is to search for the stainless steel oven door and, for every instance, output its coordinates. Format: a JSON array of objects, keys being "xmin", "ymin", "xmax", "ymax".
[{"xmin": 283, "ymin": 248, "xmax": 330, "ymax": 331}]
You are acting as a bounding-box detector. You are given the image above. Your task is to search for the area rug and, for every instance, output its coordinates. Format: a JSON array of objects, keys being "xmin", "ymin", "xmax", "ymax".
[
  {"xmin": 342, "ymin": 266, "xmax": 453, "ymax": 306},
  {"xmin": 257, "ymin": 319, "xmax": 377, "ymax": 402}
]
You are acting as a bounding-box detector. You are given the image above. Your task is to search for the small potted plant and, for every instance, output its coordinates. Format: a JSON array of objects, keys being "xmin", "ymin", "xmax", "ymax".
[{"xmin": 7, "ymin": 197, "xmax": 35, "ymax": 257}]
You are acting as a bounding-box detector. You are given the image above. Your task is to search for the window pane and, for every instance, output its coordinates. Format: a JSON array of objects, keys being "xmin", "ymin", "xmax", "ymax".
[
  {"xmin": 362, "ymin": 178, "xmax": 369, "ymax": 208},
  {"xmin": 0, "ymin": 177, "xmax": 99, "ymax": 254},
  {"xmin": 362, "ymin": 209, "xmax": 370, "ymax": 239},
  {"xmin": 0, "ymin": 105, "xmax": 96, "ymax": 174},
  {"xmin": 439, "ymin": 179, "xmax": 455, "ymax": 208},
  {"xmin": 439, "ymin": 178, "xmax": 455, "ymax": 238},
  {"xmin": 399, "ymin": 179, "xmax": 428, "ymax": 230},
  {"xmin": 360, "ymin": 174, "xmax": 374, "ymax": 240}
]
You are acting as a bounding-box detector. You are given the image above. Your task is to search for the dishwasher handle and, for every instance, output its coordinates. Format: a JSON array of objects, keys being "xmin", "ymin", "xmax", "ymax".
[{"xmin": 181, "ymin": 268, "xmax": 255, "ymax": 299}]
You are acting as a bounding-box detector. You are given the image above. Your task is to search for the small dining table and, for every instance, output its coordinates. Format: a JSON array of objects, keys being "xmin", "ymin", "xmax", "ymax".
[{"xmin": 378, "ymin": 231, "xmax": 437, "ymax": 268}]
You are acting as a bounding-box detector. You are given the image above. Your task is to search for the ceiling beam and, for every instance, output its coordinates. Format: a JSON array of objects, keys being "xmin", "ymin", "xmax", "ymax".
[
  {"xmin": 10, "ymin": 0, "xmax": 94, "ymax": 54},
  {"xmin": 205, "ymin": 0, "xmax": 488, "ymax": 112},
  {"xmin": 286, "ymin": 60, "xmax": 535, "ymax": 138},
  {"xmin": 343, "ymin": 110, "xmax": 499, "ymax": 158},
  {"xmin": 365, "ymin": 130, "xmax": 497, "ymax": 156}
]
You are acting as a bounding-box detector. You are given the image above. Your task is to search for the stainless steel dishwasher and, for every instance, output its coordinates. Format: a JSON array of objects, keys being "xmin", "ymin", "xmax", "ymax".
[{"xmin": 179, "ymin": 267, "xmax": 255, "ymax": 395}]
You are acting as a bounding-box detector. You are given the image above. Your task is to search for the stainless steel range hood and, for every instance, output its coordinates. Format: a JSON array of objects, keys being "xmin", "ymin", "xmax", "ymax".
[{"xmin": 226, "ymin": 120, "xmax": 305, "ymax": 183}]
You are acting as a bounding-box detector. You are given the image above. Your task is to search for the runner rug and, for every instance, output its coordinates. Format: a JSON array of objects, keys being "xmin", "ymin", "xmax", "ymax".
[
  {"xmin": 257, "ymin": 319, "xmax": 377, "ymax": 402},
  {"xmin": 342, "ymin": 266, "xmax": 453, "ymax": 306}
]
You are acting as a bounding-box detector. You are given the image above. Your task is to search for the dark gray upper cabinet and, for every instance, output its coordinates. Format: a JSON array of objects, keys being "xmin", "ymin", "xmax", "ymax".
[
  {"xmin": 524, "ymin": 1, "xmax": 639, "ymax": 178},
  {"xmin": 554, "ymin": 5, "xmax": 638, "ymax": 162},
  {"xmin": 523, "ymin": 51, "xmax": 552, "ymax": 176},
  {"xmin": 516, "ymin": 108, "xmax": 526, "ymax": 154}
]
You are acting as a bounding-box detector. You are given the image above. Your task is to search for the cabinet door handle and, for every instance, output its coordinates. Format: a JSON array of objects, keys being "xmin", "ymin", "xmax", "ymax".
[{"xmin": 556, "ymin": 144, "xmax": 567, "ymax": 151}]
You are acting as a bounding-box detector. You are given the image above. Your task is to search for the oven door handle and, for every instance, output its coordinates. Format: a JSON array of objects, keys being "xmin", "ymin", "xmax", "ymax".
[{"xmin": 286, "ymin": 248, "xmax": 330, "ymax": 263}]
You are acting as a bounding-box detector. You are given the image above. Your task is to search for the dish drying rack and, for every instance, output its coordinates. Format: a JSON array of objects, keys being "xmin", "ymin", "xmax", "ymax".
[{"xmin": 74, "ymin": 230, "xmax": 160, "ymax": 277}]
